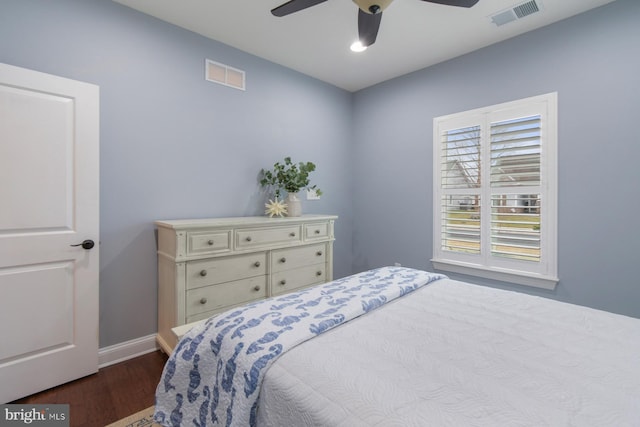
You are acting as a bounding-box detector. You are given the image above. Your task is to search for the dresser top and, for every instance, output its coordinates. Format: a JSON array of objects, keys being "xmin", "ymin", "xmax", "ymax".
[{"xmin": 155, "ymin": 214, "xmax": 338, "ymax": 230}]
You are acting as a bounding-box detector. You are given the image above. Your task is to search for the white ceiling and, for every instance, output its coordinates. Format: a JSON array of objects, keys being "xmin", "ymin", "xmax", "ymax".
[{"xmin": 114, "ymin": 0, "xmax": 615, "ymax": 92}]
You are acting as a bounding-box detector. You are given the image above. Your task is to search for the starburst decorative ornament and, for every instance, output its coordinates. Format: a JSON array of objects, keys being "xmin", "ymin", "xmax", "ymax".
[{"xmin": 265, "ymin": 198, "xmax": 288, "ymax": 218}]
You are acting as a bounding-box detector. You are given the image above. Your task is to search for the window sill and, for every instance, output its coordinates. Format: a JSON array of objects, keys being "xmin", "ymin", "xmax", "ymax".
[{"xmin": 431, "ymin": 258, "xmax": 558, "ymax": 290}]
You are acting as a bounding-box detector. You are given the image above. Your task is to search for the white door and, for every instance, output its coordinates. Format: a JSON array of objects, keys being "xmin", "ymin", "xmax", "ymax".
[{"xmin": 0, "ymin": 63, "xmax": 99, "ymax": 403}]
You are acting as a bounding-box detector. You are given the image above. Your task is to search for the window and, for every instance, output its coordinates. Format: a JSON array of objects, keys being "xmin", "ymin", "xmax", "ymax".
[{"xmin": 432, "ymin": 93, "xmax": 558, "ymax": 289}]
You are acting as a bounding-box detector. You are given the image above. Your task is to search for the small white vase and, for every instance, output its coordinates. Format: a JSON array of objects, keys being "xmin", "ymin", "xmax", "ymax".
[{"xmin": 286, "ymin": 192, "xmax": 302, "ymax": 217}]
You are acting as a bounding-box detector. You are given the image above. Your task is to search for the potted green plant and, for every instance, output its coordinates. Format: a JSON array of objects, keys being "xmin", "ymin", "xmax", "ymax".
[{"xmin": 260, "ymin": 157, "xmax": 322, "ymax": 217}]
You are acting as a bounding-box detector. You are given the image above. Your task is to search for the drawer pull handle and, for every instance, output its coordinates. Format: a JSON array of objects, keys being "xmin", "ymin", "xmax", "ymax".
[
  {"xmin": 316, "ymin": 251, "xmax": 323, "ymax": 256},
  {"xmin": 207, "ymin": 239, "xmax": 214, "ymax": 245},
  {"xmin": 280, "ymin": 280, "xmax": 286, "ymax": 286},
  {"xmin": 289, "ymin": 232, "xmax": 296, "ymax": 237},
  {"xmin": 254, "ymin": 261, "xmax": 261, "ymax": 267},
  {"xmin": 254, "ymin": 285, "xmax": 261, "ymax": 291},
  {"xmin": 246, "ymin": 236, "xmax": 252, "ymax": 242},
  {"xmin": 316, "ymin": 271, "xmax": 322, "ymax": 276},
  {"xmin": 315, "ymin": 229, "xmax": 320, "ymax": 234},
  {"xmin": 200, "ymin": 270, "xmax": 207, "ymax": 277},
  {"xmin": 280, "ymin": 257, "xmax": 286, "ymax": 263},
  {"xmin": 200, "ymin": 297, "xmax": 207, "ymax": 304}
]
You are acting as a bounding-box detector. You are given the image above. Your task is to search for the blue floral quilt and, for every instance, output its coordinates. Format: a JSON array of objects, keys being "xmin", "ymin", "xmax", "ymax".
[{"xmin": 154, "ymin": 266, "xmax": 446, "ymax": 427}]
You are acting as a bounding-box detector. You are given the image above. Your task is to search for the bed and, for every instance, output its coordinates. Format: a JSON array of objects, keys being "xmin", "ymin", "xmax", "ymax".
[{"xmin": 154, "ymin": 266, "xmax": 640, "ymax": 426}]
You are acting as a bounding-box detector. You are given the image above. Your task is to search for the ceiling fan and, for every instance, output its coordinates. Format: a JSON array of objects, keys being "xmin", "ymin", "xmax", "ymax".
[{"xmin": 271, "ymin": 0, "xmax": 480, "ymax": 48}]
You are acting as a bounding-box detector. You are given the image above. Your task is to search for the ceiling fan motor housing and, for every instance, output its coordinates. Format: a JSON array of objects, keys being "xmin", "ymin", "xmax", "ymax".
[{"xmin": 353, "ymin": 0, "xmax": 393, "ymax": 14}]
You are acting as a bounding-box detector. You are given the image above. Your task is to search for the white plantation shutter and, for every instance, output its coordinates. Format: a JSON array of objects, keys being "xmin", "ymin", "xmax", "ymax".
[
  {"xmin": 432, "ymin": 94, "xmax": 558, "ymax": 289},
  {"xmin": 440, "ymin": 125, "xmax": 481, "ymax": 255},
  {"xmin": 442, "ymin": 126, "xmax": 481, "ymax": 189},
  {"xmin": 490, "ymin": 115, "xmax": 541, "ymax": 262},
  {"xmin": 490, "ymin": 116, "xmax": 541, "ymax": 187}
]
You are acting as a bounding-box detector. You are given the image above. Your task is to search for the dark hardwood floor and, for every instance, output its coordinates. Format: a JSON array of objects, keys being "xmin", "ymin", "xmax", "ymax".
[{"xmin": 12, "ymin": 350, "xmax": 168, "ymax": 427}]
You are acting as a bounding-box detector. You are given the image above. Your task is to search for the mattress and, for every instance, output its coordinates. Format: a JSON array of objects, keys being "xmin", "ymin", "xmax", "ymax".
[{"xmin": 256, "ymin": 278, "xmax": 640, "ymax": 426}]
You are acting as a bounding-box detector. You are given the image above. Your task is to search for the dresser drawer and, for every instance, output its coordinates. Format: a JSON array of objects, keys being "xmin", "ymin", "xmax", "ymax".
[
  {"xmin": 271, "ymin": 243, "xmax": 326, "ymax": 273},
  {"xmin": 272, "ymin": 264, "xmax": 326, "ymax": 295},
  {"xmin": 235, "ymin": 225, "xmax": 301, "ymax": 249},
  {"xmin": 304, "ymin": 222, "xmax": 329, "ymax": 240},
  {"xmin": 186, "ymin": 252, "xmax": 266, "ymax": 289},
  {"xmin": 186, "ymin": 275, "xmax": 267, "ymax": 317},
  {"xmin": 187, "ymin": 230, "xmax": 232, "ymax": 256}
]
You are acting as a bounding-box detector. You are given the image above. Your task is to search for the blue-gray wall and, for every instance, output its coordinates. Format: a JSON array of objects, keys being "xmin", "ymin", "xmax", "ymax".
[
  {"xmin": 352, "ymin": 0, "xmax": 640, "ymax": 318},
  {"xmin": 0, "ymin": 0, "xmax": 354, "ymax": 347},
  {"xmin": 1, "ymin": 0, "xmax": 638, "ymax": 349}
]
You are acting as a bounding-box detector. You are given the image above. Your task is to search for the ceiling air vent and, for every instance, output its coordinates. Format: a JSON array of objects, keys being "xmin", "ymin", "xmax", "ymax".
[
  {"xmin": 490, "ymin": 0, "xmax": 541, "ymax": 27},
  {"xmin": 205, "ymin": 59, "xmax": 245, "ymax": 91},
  {"xmin": 513, "ymin": 0, "xmax": 539, "ymax": 18}
]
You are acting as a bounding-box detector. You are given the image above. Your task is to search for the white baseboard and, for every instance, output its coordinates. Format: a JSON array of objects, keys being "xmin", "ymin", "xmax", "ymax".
[{"xmin": 98, "ymin": 333, "xmax": 160, "ymax": 368}]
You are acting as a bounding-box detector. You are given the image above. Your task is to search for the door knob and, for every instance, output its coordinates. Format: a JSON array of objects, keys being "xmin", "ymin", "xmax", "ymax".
[{"xmin": 70, "ymin": 239, "xmax": 95, "ymax": 250}]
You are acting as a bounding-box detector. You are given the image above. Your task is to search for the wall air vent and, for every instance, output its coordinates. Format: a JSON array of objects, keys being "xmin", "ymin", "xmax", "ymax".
[
  {"xmin": 205, "ymin": 59, "xmax": 245, "ymax": 91},
  {"xmin": 490, "ymin": 0, "xmax": 541, "ymax": 27}
]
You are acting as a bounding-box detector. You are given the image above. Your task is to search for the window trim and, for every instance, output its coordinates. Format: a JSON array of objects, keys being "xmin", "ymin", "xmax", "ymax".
[{"xmin": 431, "ymin": 93, "xmax": 558, "ymax": 290}]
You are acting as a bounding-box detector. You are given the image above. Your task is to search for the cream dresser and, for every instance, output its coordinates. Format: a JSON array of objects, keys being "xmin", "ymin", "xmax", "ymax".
[{"xmin": 155, "ymin": 214, "xmax": 337, "ymax": 353}]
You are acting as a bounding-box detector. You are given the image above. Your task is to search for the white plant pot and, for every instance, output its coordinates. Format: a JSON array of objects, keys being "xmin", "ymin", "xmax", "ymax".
[{"xmin": 286, "ymin": 192, "xmax": 302, "ymax": 217}]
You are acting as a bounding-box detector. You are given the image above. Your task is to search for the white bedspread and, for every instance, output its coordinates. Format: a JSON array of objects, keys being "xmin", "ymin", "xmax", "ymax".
[
  {"xmin": 256, "ymin": 278, "xmax": 640, "ymax": 426},
  {"xmin": 154, "ymin": 267, "xmax": 445, "ymax": 426}
]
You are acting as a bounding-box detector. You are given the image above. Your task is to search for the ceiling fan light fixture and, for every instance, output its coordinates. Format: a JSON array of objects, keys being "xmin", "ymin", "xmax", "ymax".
[
  {"xmin": 350, "ymin": 40, "xmax": 368, "ymax": 52},
  {"xmin": 352, "ymin": 0, "xmax": 393, "ymax": 14}
]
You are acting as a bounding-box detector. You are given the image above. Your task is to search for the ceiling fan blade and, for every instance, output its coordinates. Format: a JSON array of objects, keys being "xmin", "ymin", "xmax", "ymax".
[
  {"xmin": 421, "ymin": 0, "xmax": 479, "ymax": 7},
  {"xmin": 271, "ymin": 0, "xmax": 328, "ymax": 17},
  {"xmin": 358, "ymin": 9, "xmax": 382, "ymax": 47}
]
